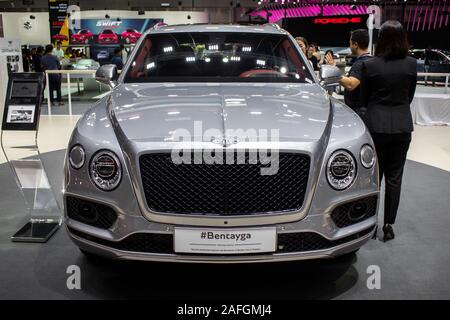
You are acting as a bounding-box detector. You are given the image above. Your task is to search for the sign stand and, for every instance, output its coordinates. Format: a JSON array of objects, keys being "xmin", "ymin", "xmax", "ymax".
[{"xmin": 1, "ymin": 72, "xmax": 61, "ymax": 243}]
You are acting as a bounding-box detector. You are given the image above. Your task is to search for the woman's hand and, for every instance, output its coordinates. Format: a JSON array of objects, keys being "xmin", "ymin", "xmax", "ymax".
[{"xmin": 324, "ymin": 52, "xmax": 336, "ymax": 66}]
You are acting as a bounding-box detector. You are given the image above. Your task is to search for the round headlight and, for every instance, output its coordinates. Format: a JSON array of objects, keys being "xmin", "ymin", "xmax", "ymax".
[
  {"xmin": 89, "ymin": 150, "xmax": 122, "ymax": 191},
  {"xmin": 327, "ymin": 150, "xmax": 357, "ymax": 190},
  {"xmin": 69, "ymin": 145, "xmax": 85, "ymax": 169},
  {"xmin": 360, "ymin": 144, "xmax": 376, "ymax": 169}
]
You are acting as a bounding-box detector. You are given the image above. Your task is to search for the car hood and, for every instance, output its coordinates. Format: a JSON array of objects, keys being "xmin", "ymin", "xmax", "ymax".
[{"xmin": 108, "ymin": 83, "xmax": 331, "ymax": 143}]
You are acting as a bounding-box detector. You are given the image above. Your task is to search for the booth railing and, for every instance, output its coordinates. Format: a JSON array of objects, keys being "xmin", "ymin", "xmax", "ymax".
[
  {"xmin": 45, "ymin": 69, "xmax": 100, "ymax": 116},
  {"xmin": 417, "ymin": 72, "xmax": 450, "ymax": 94}
]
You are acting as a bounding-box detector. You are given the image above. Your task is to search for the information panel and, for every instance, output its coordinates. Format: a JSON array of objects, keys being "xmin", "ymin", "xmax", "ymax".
[{"xmin": 48, "ymin": 0, "xmax": 69, "ymax": 46}]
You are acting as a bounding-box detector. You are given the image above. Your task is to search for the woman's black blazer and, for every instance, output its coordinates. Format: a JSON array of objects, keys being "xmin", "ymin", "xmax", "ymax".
[{"xmin": 360, "ymin": 56, "xmax": 417, "ymax": 133}]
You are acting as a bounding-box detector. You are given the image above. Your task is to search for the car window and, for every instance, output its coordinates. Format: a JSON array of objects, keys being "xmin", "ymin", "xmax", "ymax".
[
  {"xmin": 410, "ymin": 51, "xmax": 424, "ymax": 60},
  {"xmin": 102, "ymin": 30, "xmax": 113, "ymax": 34},
  {"xmin": 124, "ymin": 32, "xmax": 314, "ymax": 83}
]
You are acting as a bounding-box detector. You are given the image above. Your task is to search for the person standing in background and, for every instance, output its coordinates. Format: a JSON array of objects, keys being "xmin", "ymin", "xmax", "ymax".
[
  {"xmin": 310, "ymin": 43, "xmax": 321, "ymax": 62},
  {"xmin": 295, "ymin": 36, "xmax": 318, "ymax": 71},
  {"xmin": 32, "ymin": 46, "xmax": 44, "ymax": 72},
  {"xmin": 325, "ymin": 29, "xmax": 371, "ymax": 113},
  {"xmin": 42, "ymin": 44, "xmax": 64, "ymax": 106},
  {"xmin": 52, "ymin": 41, "xmax": 64, "ymax": 60},
  {"xmin": 22, "ymin": 48, "xmax": 32, "ymax": 72},
  {"xmin": 111, "ymin": 47, "xmax": 124, "ymax": 70},
  {"xmin": 359, "ymin": 20, "xmax": 417, "ymax": 242},
  {"xmin": 307, "ymin": 44, "xmax": 319, "ymax": 71}
]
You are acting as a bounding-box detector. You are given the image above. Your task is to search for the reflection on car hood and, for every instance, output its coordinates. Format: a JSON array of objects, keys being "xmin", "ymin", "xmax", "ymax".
[{"xmin": 108, "ymin": 83, "xmax": 331, "ymax": 143}]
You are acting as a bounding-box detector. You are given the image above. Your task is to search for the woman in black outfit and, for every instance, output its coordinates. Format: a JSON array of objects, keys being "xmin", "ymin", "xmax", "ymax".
[{"xmin": 360, "ymin": 20, "xmax": 417, "ymax": 242}]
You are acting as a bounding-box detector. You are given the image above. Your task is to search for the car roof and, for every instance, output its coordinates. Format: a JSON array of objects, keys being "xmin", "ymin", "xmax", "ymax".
[{"xmin": 145, "ymin": 23, "xmax": 288, "ymax": 36}]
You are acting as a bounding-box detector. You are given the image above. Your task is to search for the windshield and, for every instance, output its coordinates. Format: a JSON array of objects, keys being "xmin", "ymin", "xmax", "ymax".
[
  {"xmin": 102, "ymin": 30, "xmax": 113, "ymax": 34},
  {"xmin": 124, "ymin": 32, "xmax": 314, "ymax": 83}
]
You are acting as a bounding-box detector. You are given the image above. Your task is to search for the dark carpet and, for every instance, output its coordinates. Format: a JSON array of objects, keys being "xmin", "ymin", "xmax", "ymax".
[{"xmin": 0, "ymin": 149, "xmax": 449, "ymax": 300}]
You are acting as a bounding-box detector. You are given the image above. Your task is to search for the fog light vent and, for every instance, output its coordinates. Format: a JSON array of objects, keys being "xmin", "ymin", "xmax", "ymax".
[{"xmin": 66, "ymin": 197, "xmax": 117, "ymax": 229}]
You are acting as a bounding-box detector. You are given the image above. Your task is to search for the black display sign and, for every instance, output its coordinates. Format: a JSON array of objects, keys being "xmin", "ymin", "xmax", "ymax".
[
  {"xmin": 2, "ymin": 73, "xmax": 45, "ymax": 131},
  {"xmin": 48, "ymin": 0, "xmax": 69, "ymax": 45}
]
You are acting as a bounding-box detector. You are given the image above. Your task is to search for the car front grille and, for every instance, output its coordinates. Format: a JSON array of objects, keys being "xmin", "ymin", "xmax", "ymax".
[
  {"xmin": 139, "ymin": 151, "xmax": 311, "ymax": 216},
  {"xmin": 65, "ymin": 197, "xmax": 117, "ymax": 229},
  {"xmin": 68, "ymin": 226, "xmax": 375, "ymax": 255}
]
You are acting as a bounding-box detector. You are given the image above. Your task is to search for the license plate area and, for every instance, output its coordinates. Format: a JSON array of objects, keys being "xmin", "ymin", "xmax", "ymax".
[{"xmin": 174, "ymin": 227, "xmax": 277, "ymax": 255}]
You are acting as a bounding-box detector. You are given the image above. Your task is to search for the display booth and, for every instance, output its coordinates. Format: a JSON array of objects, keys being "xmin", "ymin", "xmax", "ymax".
[{"xmin": 0, "ymin": 72, "xmax": 61, "ymax": 242}]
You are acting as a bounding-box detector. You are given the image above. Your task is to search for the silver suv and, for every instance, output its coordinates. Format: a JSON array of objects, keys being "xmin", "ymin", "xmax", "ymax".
[{"xmin": 64, "ymin": 24, "xmax": 379, "ymax": 263}]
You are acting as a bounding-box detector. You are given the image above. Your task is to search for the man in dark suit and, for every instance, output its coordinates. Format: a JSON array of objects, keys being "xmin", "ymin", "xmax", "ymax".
[{"xmin": 324, "ymin": 29, "xmax": 371, "ymax": 113}]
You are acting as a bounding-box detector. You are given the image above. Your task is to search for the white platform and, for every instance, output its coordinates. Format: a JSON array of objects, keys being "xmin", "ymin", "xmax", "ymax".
[{"xmin": 411, "ymin": 93, "xmax": 450, "ymax": 126}]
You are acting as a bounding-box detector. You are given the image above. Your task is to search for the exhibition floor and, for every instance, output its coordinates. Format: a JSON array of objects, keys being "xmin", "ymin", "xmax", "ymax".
[{"xmin": 0, "ymin": 114, "xmax": 449, "ymax": 299}]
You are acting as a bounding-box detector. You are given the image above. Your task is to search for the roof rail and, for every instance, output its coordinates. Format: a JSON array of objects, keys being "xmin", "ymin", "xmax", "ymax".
[
  {"xmin": 263, "ymin": 23, "xmax": 281, "ymax": 30},
  {"xmin": 152, "ymin": 22, "xmax": 169, "ymax": 30}
]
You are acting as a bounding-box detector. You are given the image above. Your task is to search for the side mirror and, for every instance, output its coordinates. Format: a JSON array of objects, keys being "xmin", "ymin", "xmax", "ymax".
[
  {"xmin": 320, "ymin": 64, "xmax": 343, "ymax": 89},
  {"xmin": 95, "ymin": 64, "xmax": 118, "ymax": 88}
]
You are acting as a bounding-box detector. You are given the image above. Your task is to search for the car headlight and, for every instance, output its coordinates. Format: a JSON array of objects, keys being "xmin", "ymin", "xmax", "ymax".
[
  {"xmin": 89, "ymin": 150, "xmax": 122, "ymax": 191},
  {"xmin": 327, "ymin": 150, "xmax": 357, "ymax": 190},
  {"xmin": 360, "ymin": 144, "xmax": 376, "ymax": 169},
  {"xmin": 69, "ymin": 145, "xmax": 85, "ymax": 169}
]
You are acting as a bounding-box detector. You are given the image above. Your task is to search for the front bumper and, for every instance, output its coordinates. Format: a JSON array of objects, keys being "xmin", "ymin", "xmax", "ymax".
[
  {"xmin": 68, "ymin": 226, "xmax": 375, "ymax": 263},
  {"xmin": 65, "ymin": 199, "xmax": 377, "ymax": 263}
]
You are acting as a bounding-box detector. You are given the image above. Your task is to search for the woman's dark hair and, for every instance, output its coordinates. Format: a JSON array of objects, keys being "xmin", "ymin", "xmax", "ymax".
[
  {"xmin": 375, "ymin": 20, "xmax": 409, "ymax": 60},
  {"xmin": 295, "ymin": 36, "xmax": 309, "ymax": 48}
]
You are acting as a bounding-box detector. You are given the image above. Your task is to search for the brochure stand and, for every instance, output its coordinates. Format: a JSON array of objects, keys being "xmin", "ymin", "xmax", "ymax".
[{"xmin": 0, "ymin": 72, "xmax": 61, "ymax": 242}]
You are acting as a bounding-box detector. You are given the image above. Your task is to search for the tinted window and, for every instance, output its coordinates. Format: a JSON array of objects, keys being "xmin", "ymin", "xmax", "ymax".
[
  {"xmin": 124, "ymin": 32, "xmax": 314, "ymax": 83},
  {"xmin": 102, "ymin": 30, "xmax": 113, "ymax": 34},
  {"xmin": 410, "ymin": 51, "xmax": 424, "ymax": 60}
]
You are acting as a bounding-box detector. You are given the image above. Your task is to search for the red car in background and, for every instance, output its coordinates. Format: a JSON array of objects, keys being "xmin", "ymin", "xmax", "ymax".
[
  {"xmin": 71, "ymin": 29, "xmax": 94, "ymax": 44},
  {"xmin": 121, "ymin": 28, "xmax": 142, "ymax": 43},
  {"xmin": 98, "ymin": 29, "xmax": 119, "ymax": 44},
  {"xmin": 52, "ymin": 34, "xmax": 69, "ymax": 41}
]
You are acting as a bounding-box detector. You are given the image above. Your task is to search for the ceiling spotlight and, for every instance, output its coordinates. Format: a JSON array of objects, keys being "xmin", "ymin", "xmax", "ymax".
[
  {"xmin": 350, "ymin": 4, "xmax": 357, "ymax": 10},
  {"xmin": 29, "ymin": 15, "xmax": 35, "ymax": 19},
  {"xmin": 105, "ymin": 14, "xmax": 110, "ymax": 19},
  {"xmin": 138, "ymin": 10, "xmax": 145, "ymax": 15},
  {"xmin": 117, "ymin": 17, "xmax": 121, "ymax": 22}
]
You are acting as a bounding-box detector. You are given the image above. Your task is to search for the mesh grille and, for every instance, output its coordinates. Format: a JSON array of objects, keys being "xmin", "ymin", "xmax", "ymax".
[
  {"xmin": 330, "ymin": 196, "xmax": 378, "ymax": 228},
  {"xmin": 68, "ymin": 226, "xmax": 375, "ymax": 255},
  {"xmin": 139, "ymin": 151, "xmax": 310, "ymax": 216},
  {"xmin": 277, "ymin": 227, "xmax": 375, "ymax": 253},
  {"xmin": 66, "ymin": 197, "xmax": 117, "ymax": 229}
]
